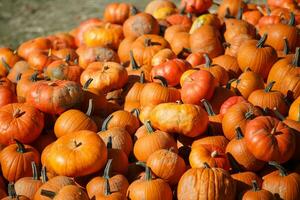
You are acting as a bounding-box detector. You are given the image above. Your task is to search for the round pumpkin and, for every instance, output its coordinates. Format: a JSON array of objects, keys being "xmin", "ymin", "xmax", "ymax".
[{"xmin": 104, "ymin": 2, "xmax": 137, "ymax": 24}]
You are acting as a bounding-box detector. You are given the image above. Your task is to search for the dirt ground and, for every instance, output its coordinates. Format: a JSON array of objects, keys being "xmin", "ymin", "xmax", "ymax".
[{"xmin": 0, "ymin": 0, "xmax": 181, "ymax": 48}]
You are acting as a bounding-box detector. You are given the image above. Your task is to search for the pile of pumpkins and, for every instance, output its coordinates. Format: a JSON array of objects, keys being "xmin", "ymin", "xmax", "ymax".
[{"xmin": 1, "ymin": 0, "xmax": 300, "ymax": 199}]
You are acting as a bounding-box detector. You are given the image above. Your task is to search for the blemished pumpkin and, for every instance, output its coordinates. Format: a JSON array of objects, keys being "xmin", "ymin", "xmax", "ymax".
[
  {"xmin": 150, "ymin": 102, "xmax": 209, "ymax": 137},
  {"xmin": 177, "ymin": 163, "xmax": 236, "ymax": 200}
]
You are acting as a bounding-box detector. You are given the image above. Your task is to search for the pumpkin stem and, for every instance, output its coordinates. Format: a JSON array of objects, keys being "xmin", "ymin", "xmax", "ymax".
[
  {"xmin": 103, "ymin": 159, "xmax": 113, "ymax": 179},
  {"xmin": 245, "ymin": 111, "xmax": 255, "ymax": 120},
  {"xmin": 283, "ymin": 38, "xmax": 290, "ymax": 56},
  {"xmin": 168, "ymin": 146, "xmax": 176, "ymax": 153},
  {"xmin": 13, "ymin": 108, "xmax": 25, "ymax": 118},
  {"xmin": 144, "ymin": 38, "xmax": 152, "ymax": 47},
  {"xmin": 273, "ymin": 107, "xmax": 285, "ymax": 121},
  {"xmin": 140, "ymin": 71, "xmax": 145, "ymax": 84},
  {"xmin": 224, "ymin": 7, "xmax": 234, "ymax": 18},
  {"xmin": 41, "ymin": 190, "xmax": 56, "ymax": 199},
  {"xmin": 64, "ymin": 54, "xmax": 71, "ymax": 63},
  {"xmin": 101, "ymin": 115, "xmax": 113, "ymax": 131},
  {"xmin": 16, "ymin": 73, "xmax": 22, "ymax": 81},
  {"xmin": 292, "ymin": 47, "xmax": 300, "ymax": 67},
  {"xmin": 41, "ymin": 166, "xmax": 48, "ymax": 183},
  {"xmin": 235, "ymin": 127, "xmax": 244, "ymax": 140},
  {"xmin": 226, "ymin": 79, "xmax": 236, "ymax": 90},
  {"xmin": 15, "ymin": 139, "xmax": 26, "ymax": 153},
  {"xmin": 129, "ymin": 50, "xmax": 140, "ymax": 70},
  {"xmin": 31, "ymin": 162, "xmax": 39, "ymax": 180},
  {"xmin": 130, "ymin": 6, "xmax": 138, "ymax": 16},
  {"xmin": 74, "ymin": 140, "xmax": 82, "ymax": 148},
  {"xmin": 227, "ymin": 152, "xmax": 242, "ymax": 173},
  {"xmin": 201, "ymin": 99, "xmax": 216, "ymax": 116},
  {"xmin": 179, "ymin": 3, "xmax": 186, "ymax": 15},
  {"xmin": 30, "ymin": 71, "xmax": 39, "ymax": 82},
  {"xmin": 85, "ymin": 99, "xmax": 93, "ymax": 116},
  {"xmin": 131, "ymin": 108, "xmax": 140, "ymax": 118},
  {"xmin": 83, "ymin": 78, "xmax": 93, "ymax": 90},
  {"xmin": 256, "ymin": 34, "xmax": 267, "ymax": 48},
  {"xmin": 1, "ymin": 58, "xmax": 11, "ymax": 72},
  {"xmin": 288, "ymin": 12, "xmax": 295, "ymax": 26},
  {"xmin": 204, "ymin": 53, "xmax": 212, "ymax": 67},
  {"xmin": 145, "ymin": 165, "xmax": 152, "ymax": 181},
  {"xmin": 136, "ymin": 161, "xmax": 147, "ymax": 168},
  {"xmin": 104, "ymin": 178, "xmax": 111, "ymax": 196},
  {"xmin": 203, "ymin": 162, "xmax": 211, "ymax": 168},
  {"xmin": 107, "ymin": 136, "xmax": 112, "ymax": 149},
  {"xmin": 176, "ymin": 100, "xmax": 183, "ymax": 104},
  {"xmin": 187, "ymin": 12, "xmax": 192, "ymax": 19},
  {"xmin": 251, "ymin": 180, "xmax": 260, "ymax": 191},
  {"xmin": 8, "ymin": 183, "xmax": 17, "ymax": 198},
  {"xmin": 153, "ymin": 75, "xmax": 168, "ymax": 87},
  {"xmin": 74, "ymin": 58, "xmax": 79, "ymax": 65},
  {"xmin": 264, "ymin": 81, "xmax": 275, "ymax": 92},
  {"xmin": 236, "ymin": 7, "xmax": 243, "ymax": 20},
  {"xmin": 145, "ymin": 120, "xmax": 155, "ymax": 134},
  {"xmin": 211, "ymin": 151, "xmax": 218, "ymax": 158},
  {"xmin": 268, "ymin": 161, "xmax": 288, "ymax": 176},
  {"xmin": 223, "ymin": 42, "xmax": 231, "ymax": 49}
]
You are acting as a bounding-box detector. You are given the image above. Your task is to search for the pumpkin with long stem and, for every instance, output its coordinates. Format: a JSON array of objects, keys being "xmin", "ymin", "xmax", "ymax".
[
  {"xmin": 262, "ymin": 161, "xmax": 300, "ymax": 200},
  {"xmin": 86, "ymin": 159, "xmax": 129, "ymax": 199},
  {"xmin": 126, "ymin": 164, "xmax": 172, "ymax": 200}
]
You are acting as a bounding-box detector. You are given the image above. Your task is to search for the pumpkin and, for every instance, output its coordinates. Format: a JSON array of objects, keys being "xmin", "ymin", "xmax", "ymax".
[
  {"xmin": 102, "ymin": 109, "xmax": 140, "ymax": 135},
  {"xmin": 189, "ymin": 14, "xmax": 221, "ymax": 34},
  {"xmin": 76, "ymin": 46, "xmax": 119, "ymax": 69},
  {"xmin": 51, "ymin": 48, "xmax": 78, "ymax": 62},
  {"xmin": 217, "ymin": 0, "xmax": 246, "ymax": 20},
  {"xmin": 248, "ymin": 81, "xmax": 289, "ymax": 116},
  {"xmin": 117, "ymin": 36, "xmax": 136, "ymax": 65},
  {"xmin": 278, "ymin": 69, "xmax": 300, "ymax": 101},
  {"xmin": 26, "ymin": 80, "xmax": 83, "ymax": 115},
  {"xmin": 242, "ymin": 180, "xmax": 275, "ymax": 200},
  {"xmin": 54, "ymin": 99, "xmax": 98, "ymax": 138},
  {"xmin": 260, "ymin": 13, "xmax": 298, "ymax": 52},
  {"xmin": 164, "ymin": 25, "xmax": 189, "ymax": 45},
  {"xmin": 45, "ymin": 60, "xmax": 83, "ymax": 82},
  {"xmin": 181, "ymin": 70, "xmax": 217, "ymax": 105},
  {"xmin": 39, "ymin": 185, "xmax": 89, "ymax": 200},
  {"xmin": 145, "ymin": 0, "xmax": 176, "ymax": 15},
  {"xmin": 151, "ymin": 48, "xmax": 176, "ymax": 66},
  {"xmin": 0, "ymin": 48, "xmax": 20, "ymax": 77},
  {"xmin": 151, "ymin": 58, "xmax": 191, "ymax": 86},
  {"xmin": 2, "ymin": 183, "xmax": 29, "ymax": 200},
  {"xmin": 150, "ymin": 102, "xmax": 209, "ymax": 137},
  {"xmin": 14, "ymin": 162, "xmax": 44, "ymax": 199},
  {"xmin": 245, "ymin": 116, "xmax": 295, "ymax": 163},
  {"xmin": 17, "ymin": 37, "xmax": 52, "ymax": 60},
  {"xmin": 27, "ymin": 49, "xmax": 57, "ymax": 71},
  {"xmin": 237, "ymin": 34, "xmax": 278, "ymax": 79},
  {"xmin": 224, "ymin": 34, "xmax": 253, "ymax": 57},
  {"xmin": 146, "ymin": 148, "xmax": 186, "ymax": 185},
  {"xmin": 202, "ymin": 99, "xmax": 223, "ymax": 135},
  {"xmin": 186, "ymin": 52, "xmax": 205, "ymax": 67},
  {"xmin": 192, "ymin": 135, "xmax": 229, "ymax": 150},
  {"xmin": 33, "ymin": 176, "xmax": 76, "ymax": 200},
  {"xmin": 166, "ymin": 10, "xmax": 193, "ymax": 28},
  {"xmin": 16, "ymin": 71, "xmax": 41, "ymax": 103},
  {"xmin": 231, "ymin": 69, "xmax": 265, "ymax": 99},
  {"xmin": 123, "ymin": 13, "xmax": 159, "ymax": 38},
  {"xmin": 83, "ymin": 23, "xmax": 124, "ymax": 50},
  {"xmin": 190, "ymin": 25, "xmax": 224, "ymax": 58},
  {"xmin": 219, "ymin": 96, "xmax": 247, "ymax": 116},
  {"xmin": 190, "ymin": 144, "xmax": 230, "ymax": 170},
  {"xmin": 43, "ymin": 130, "xmax": 107, "ymax": 177},
  {"xmin": 103, "ymin": 2, "xmax": 137, "ymax": 25},
  {"xmin": 242, "ymin": 10, "xmax": 263, "ymax": 26},
  {"xmin": 0, "ymin": 78, "xmax": 16, "ymax": 108},
  {"xmin": 80, "ymin": 61, "xmax": 128, "ymax": 93},
  {"xmin": 133, "ymin": 120, "xmax": 177, "ymax": 162},
  {"xmin": 86, "ymin": 159, "xmax": 129, "ymax": 199},
  {"xmin": 181, "ymin": 0, "xmax": 212, "ymax": 14},
  {"xmin": 138, "ymin": 105, "xmax": 156, "ymax": 124},
  {"xmin": 153, "ymin": 6, "xmax": 177, "ymax": 20},
  {"xmin": 94, "ymin": 178, "xmax": 123, "ymax": 200},
  {"xmin": 130, "ymin": 34, "xmax": 169, "ymax": 66},
  {"xmin": 140, "ymin": 76, "xmax": 181, "ymax": 107},
  {"xmin": 180, "ymin": 68, "xmax": 199, "ymax": 87},
  {"xmin": 288, "ymin": 95, "xmax": 300, "ymax": 121},
  {"xmin": 262, "ymin": 161, "xmax": 300, "ymax": 200},
  {"xmin": 177, "ymin": 163, "xmax": 236, "ymax": 200},
  {"xmin": 0, "ymin": 103, "xmax": 44, "ymax": 145},
  {"xmin": 126, "ymin": 51, "xmax": 152, "ymax": 82},
  {"xmin": 213, "ymin": 55, "xmax": 241, "ymax": 79},
  {"xmin": 0, "ymin": 140, "xmax": 40, "ymax": 182},
  {"xmin": 167, "ymin": 30, "xmax": 190, "ymax": 57},
  {"xmin": 258, "ymin": 14, "xmax": 282, "ymax": 29},
  {"xmin": 225, "ymin": 127, "xmax": 265, "ymax": 172},
  {"xmin": 198, "ymin": 54, "xmax": 229, "ymax": 85},
  {"xmin": 222, "ymin": 102, "xmax": 263, "ymax": 140},
  {"xmin": 7, "ymin": 61, "xmax": 31, "ymax": 83},
  {"xmin": 126, "ymin": 164, "xmax": 172, "ymax": 200}
]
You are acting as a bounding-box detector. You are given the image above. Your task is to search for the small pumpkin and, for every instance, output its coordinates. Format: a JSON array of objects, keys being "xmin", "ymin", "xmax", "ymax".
[
  {"xmin": 103, "ymin": 2, "xmax": 137, "ymax": 25},
  {"xmin": 7, "ymin": 60, "xmax": 31, "ymax": 83},
  {"xmin": 118, "ymin": 36, "xmax": 137, "ymax": 65},
  {"xmin": 186, "ymin": 52, "xmax": 205, "ymax": 67},
  {"xmin": 217, "ymin": 0, "xmax": 246, "ymax": 20},
  {"xmin": 242, "ymin": 180, "xmax": 275, "ymax": 200},
  {"xmin": 145, "ymin": 0, "xmax": 176, "ymax": 15},
  {"xmin": 0, "ymin": 48, "xmax": 20, "ymax": 77},
  {"xmin": 27, "ymin": 49, "xmax": 57, "ymax": 71},
  {"xmin": 212, "ymin": 54, "xmax": 241, "ymax": 79},
  {"xmin": 17, "ymin": 37, "xmax": 52, "ymax": 60},
  {"xmin": 180, "ymin": 0, "xmax": 213, "ymax": 14},
  {"xmin": 189, "ymin": 14, "xmax": 221, "ymax": 34},
  {"xmin": 93, "ymin": 178, "xmax": 123, "ymax": 200}
]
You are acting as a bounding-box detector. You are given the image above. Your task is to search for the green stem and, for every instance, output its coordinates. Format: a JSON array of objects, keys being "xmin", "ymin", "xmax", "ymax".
[
  {"xmin": 144, "ymin": 38, "xmax": 152, "ymax": 47},
  {"xmin": 153, "ymin": 75, "xmax": 168, "ymax": 87},
  {"xmin": 129, "ymin": 50, "xmax": 140, "ymax": 70},
  {"xmin": 104, "ymin": 178, "xmax": 111, "ymax": 196},
  {"xmin": 65, "ymin": 54, "xmax": 71, "ymax": 63},
  {"xmin": 41, "ymin": 166, "xmax": 48, "ymax": 183},
  {"xmin": 41, "ymin": 190, "xmax": 56, "ymax": 199},
  {"xmin": 145, "ymin": 120, "xmax": 155, "ymax": 134},
  {"xmin": 16, "ymin": 73, "xmax": 22, "ymax": 81},
  {"xmin": 204, "ymin": 53, "xmax": 212, "ymax": 67},
  {"xmin": 203, "ymin": 162, "xmax": 211, "ymax": 168},
  {"xmin": 130, "ymin": 6, "xmax": 138, "ymax": 16},
  {"xmin": 227, "ymin": 152, "xmax": 242, "ymax": 173},
  {"xmin": 8, "ymin": 183, "xmax": 17, "ymax": 198},
  {"xmin": 107, "ymin": 136, "xmax": 112, "ymax": 149},
  {"xmin": 236, "ymin": 7, "xmax": 243, "ymax": 20},
  {"xmin": 235, "ymin": 127, "xmax": 244, "ymax": 140},
  {"xmin": 268, "ymin": 161, "xmax": 288, "ymax": 176},
  {"xmin": 31, "ymin": 162, "xmax": 39, "ymax": 180},
  {"xmin": 103, "ymin": 159, "xmax": 113, "ymax": 179},
  {"xmin": 101, "ymin": 115, "xmax": 113, "ymax": 131},
  {"xmin": 251, "ymin": 180, "xmax": 260, "ymax": 191},
  {"xmin": 85, "ymin": 99, "xmax": 93, "ymax": 116},
  {"xmin": 283, "ymin": 38, "xmax": 290, "ymax": 56},
  {"xmin": 131, "ymin": 108, "xmax": 140, "ymax": 118},
  {"xmin": 226, "ymin": 79, "xmax": 236, "ymax": 90},
  {"xmin": 83, "ymin": 78, "xmax": 93, "ymax": 90},
  {"xmin": 145, "ymin": 165, "xmax": 152, "ymax": 181},
  {"xmin": 1, "ymin": 58, "xmax": 11, "ymax": 72},
  {"xmin": 256, "ymin": 34, "xmax": 268, "ymax": 48},
  {"xmin": 288, "ymin": 12, "xmax": 295, "ymax": 26},
  {"xmin": 140, "ymin": 71, "xmax": 145, "ymax": 84},
  {"xmin": 273, "ymin": 107, "xmax": 285, "ymax": 121},
  {"xmin": 30, "ymin": 71, "xmax": 39, "ymax": 82},
  {"xmin": 245, "ymin": 111, "xmax": 255, "ymax": 120},
  {"xmin": 201, "ymin": 99, "xmax": 216, "ymax": 116},
  {"xmin": 293, "ymin": 47, "xmax": 300, "ymax": 67},
  {"xmin": 265, "ymin": 81, "xmax": 275, "ymax": 92},
  {"xmin": 15, "ymin": 139, "xmax": 26, "ymax": 153}
]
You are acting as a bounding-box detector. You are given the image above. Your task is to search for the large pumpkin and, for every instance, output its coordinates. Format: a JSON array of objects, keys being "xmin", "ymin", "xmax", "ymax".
[
  {"xmin": 177, "ymin": 163, "xmax": 236, "ymax": 200},
  {"xmin": 150, "ymin": 102, "xmax": 209, "ymax": 137},
  {"xmin": 26, "ymin": 80, "xmax": 83, "ymax": 115},
  {"xmin": 0, "ymin": 103, "xmax": 44, "ymax": 145}
]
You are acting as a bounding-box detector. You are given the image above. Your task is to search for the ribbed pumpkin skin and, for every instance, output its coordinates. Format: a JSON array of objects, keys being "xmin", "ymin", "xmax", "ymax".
[
  {"xmin": 177, "ymin": 167, "xmax": 236, "ymax": 200},
  {"xmin": 288, "ymin": 96, "xmax": 300, "ymax": 121}
]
